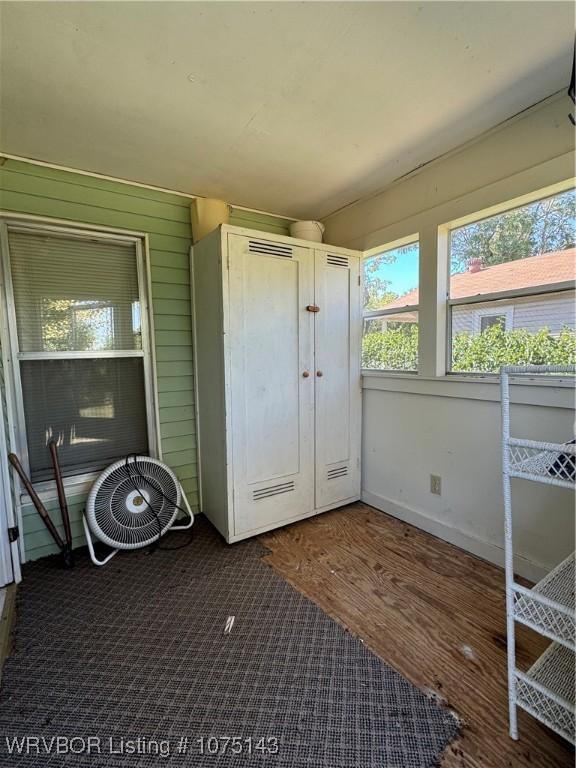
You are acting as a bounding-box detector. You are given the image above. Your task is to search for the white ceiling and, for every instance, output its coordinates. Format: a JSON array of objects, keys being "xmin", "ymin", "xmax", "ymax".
[{"xmin": 0, "ymin": 2, "xmax": 573, "ymax": 219}]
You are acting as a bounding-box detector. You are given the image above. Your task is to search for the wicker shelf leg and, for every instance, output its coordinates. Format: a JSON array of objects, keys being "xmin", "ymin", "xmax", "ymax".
[{"xmin": 500, "ymin": 365, "xmax": 576, "ymax": 744}]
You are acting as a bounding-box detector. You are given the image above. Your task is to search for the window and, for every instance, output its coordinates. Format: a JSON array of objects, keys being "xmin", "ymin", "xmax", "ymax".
[
  {"xmin": 0, "ymin": 222, "xmax": 156, "ymax": 483},
  {"xmin": 362, "ymin": 240, "xmax": 419, "ymax": 371},
  {"xmin": 479, "ymin": 315, "xmax": 506, "ymax": 332},
  {"xmin": 475, "ymin": 305, "xmax": 514, "ymax": 335},
  {"xmin": 448, "ymin": 189, "xmax": 576, "ymax": 374}
]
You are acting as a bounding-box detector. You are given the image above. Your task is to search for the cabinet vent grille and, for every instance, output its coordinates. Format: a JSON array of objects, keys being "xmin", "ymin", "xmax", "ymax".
[
  {"xmin": 327, "ymin": 255, "xmax": 349, "ymax": 267},
  {"xmin": 253, "ymin": 480, "xmax": 295, "ymax": 500},
  {"xmin": 327, "ymin": 466, "xmax": 348, "ymax": 480},
  {"xmin": 249, "ymin": 240, "xmax": 293, "ymax": 258}
]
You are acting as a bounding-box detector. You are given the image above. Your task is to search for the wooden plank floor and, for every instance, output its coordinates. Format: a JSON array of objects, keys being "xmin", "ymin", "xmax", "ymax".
[
  {"xmin": 0, "ymin": 585, "xmax": 16, "ymax": 686},
  {"xmin": 260, "ymin": 503, "xmax": 574, "ymax": 768}
]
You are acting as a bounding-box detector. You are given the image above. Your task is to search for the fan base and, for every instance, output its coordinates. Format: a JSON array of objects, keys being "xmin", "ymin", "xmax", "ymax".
[{"xmin": 82, "ymin": 486, "xmax": 194, "ymax": 567}]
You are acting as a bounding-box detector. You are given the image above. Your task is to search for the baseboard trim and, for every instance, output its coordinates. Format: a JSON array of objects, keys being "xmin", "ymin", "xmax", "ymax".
[{"xmin": 361, "ymin": 489, "xmax": 548, "ymax": 582}]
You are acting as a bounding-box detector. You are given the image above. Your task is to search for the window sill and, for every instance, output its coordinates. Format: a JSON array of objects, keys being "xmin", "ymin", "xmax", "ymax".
[
  {"xmin": 20, "ymin": 472, "xmax": 97, "ymax": 506},
  {"xmin": 361, "ymin": 371, "xmax": 574, "ymax": 407},
  {"xmin": 362, "ymin": 370, "xmax": 575, "ymax": 385}
]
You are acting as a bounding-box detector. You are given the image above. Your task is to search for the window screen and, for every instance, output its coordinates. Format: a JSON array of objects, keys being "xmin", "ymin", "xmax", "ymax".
[
  {"xmin": 362, "ymin": 241, "xmax": 419, "ymax": 371},
  {"xmin": 448, "ymin": 189, "xmax": 576, "ymax": 373},
  {"xmin": 9, "ymin": 230, "xmax": 141, "ymax": 352},
  {"xmin": 6, "ymin": 227, "xmax": 151, "ymax": 482},
  {"xmin": 20, "ymin": 358, "xmax": 148, "ymax": 482}
]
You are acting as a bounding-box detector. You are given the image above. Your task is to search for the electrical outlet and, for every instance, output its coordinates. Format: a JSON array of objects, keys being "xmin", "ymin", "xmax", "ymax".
[{"xmin": 430, "ymin": 474, "xmax": 442, "ymax": 495}]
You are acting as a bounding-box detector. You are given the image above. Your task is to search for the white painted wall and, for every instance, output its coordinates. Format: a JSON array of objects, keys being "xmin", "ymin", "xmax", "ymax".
[
  {"xmin": 361, "ymin": 382, "xmax": 575, "ymax": 580},
  {"xmin": 324, "ymin": 94, "xmax": 575, "ymax": 579}
]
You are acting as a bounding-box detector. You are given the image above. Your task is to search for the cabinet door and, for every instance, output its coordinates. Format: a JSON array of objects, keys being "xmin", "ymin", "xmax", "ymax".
[
  {"xmin": 227, "ymin": 234, "xmax": 315, "ymax": 536},
  {"xmin": 314, "ymin": 250, "xmax": 361, "ymax": 508}
]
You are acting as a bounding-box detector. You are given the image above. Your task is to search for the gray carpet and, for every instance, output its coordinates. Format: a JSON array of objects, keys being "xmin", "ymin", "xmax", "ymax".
[{"xmin": 0, "ymin": 516, "xmax": 458, "ymax": 766}]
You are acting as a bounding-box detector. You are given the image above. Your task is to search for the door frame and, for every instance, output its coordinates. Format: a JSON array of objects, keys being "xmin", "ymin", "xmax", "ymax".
[{"xmin": 0, "ymin": 381, "xmax": 21, "ymax": 585}]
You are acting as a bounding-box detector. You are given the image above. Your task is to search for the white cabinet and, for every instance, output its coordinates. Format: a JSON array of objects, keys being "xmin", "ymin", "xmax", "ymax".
[
  {"xmin": 227, "ymin": 233, "xmax": 315, "ymax": 536},
  {"xmin": 192, "ymin": 225, "xmax": 361, "ymax": 542}
]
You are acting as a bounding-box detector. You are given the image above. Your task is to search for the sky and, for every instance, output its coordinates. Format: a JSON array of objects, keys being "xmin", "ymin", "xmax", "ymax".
[{"xmin": 368, "ymin": 242, "xmax": 419, "ymax": 298}]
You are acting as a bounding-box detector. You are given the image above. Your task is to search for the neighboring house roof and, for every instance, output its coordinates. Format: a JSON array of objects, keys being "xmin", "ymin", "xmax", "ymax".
[{"xmin": 384, "ymin": 248, "xmax": 576, "ymax": 309}]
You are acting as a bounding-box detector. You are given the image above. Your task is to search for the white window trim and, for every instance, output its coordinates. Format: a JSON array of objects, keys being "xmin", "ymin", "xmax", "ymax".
[
  {"xmin": 362, "ymin": 176, "xmax": 576, "ymax": 388},
  {"xmin": 0, "ymin": 215, "xmax": 161, "ymax": 516}
]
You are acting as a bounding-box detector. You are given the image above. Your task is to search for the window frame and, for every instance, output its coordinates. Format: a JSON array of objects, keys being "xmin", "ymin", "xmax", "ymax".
[
  {"xmin": 445, "ymin": 189, "xmax": 576, "ymax": 376},
  {"xmin": 0, "ymin": 215, "xmax": 160, "ymax": 495},
  {"xmin": 361, "ymin": 236, "xmax": 420, "ymax": 374}
]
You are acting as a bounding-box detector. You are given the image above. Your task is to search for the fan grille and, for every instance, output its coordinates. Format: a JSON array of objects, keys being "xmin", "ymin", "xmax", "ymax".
[{"xmin": 86, "ymin": 458, "xmax": 180, "ymax": 549}]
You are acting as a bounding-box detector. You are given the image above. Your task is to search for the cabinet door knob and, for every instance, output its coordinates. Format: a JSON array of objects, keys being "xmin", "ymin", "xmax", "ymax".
[
  {"xmin": 302, "ymin": 371, "xmax": 310, "ymax": 378},
  {"xmin": 316, "ymin": 370, "xmax": 323, "ymax": 377},
  {"xmin": 306, "ymin": 304, "xmax": 320, "ymax": 313}
]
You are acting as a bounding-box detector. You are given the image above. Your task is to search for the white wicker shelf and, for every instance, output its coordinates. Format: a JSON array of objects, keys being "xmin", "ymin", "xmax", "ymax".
[
  {"xmin": 514, "ymin": 553, "xmax": 575, "ymax": 649},
  {"xmin": 516, "ymin": 642, "xmax": 575, "ymax": 745},
  {"xmin": 501, "ymin": 364, "xmax": 576, "ymax": 744},
  {"xmin": 508, "ymin": 438, "xmax": 575, "ymax": 489}
]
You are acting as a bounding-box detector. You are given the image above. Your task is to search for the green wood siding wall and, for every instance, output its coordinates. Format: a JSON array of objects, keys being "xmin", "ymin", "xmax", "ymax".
[
  {"xmin": 0, "ymin": 158, "xmax": 292, "ymax": 560},
  {"xmin": 229, "ymin": 208, "xmax": 293, "ymax": 236}
]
